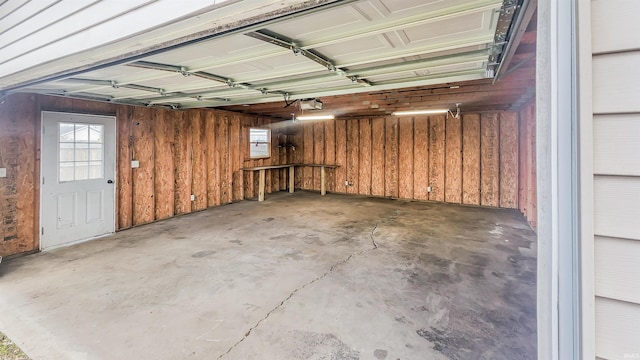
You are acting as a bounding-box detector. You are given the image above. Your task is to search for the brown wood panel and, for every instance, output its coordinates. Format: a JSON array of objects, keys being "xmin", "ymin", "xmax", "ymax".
[
  {"xmin": 398, "ymin": 117, "xmax": 414, "ymax": 199},
  {"xmin": 462, "ymin": 114, "xmax": 481, "ymax": 205},
  {"xmin": 428, "ymin": 115, "xmax": 445, "ymax": 202},
  {"xmin": 303, "ymin": 122, "xmax": 314, "ymax": 189},
  {"xmin": 346, "ymin": 119, "xmax": 359, "ymax": 194},
  {"xmin": 324, "ymin": 120, "xmax": 336, "ymax": 192},
  {"xmin": 413, "ymin": 116, "xmax": 429, "ymax": 200},
  {"xmin": 292, "ymin": 125, "xmax": 304, "ymax": 189},
  {"xmin": 0, "ymin": 94, "xmax": 37, "ymax": 255},
  {"xmin": 384, "ymin": 117, "xmax": 399, "ymax": 198},
  {"xmin": 480, "ymin": 113, "xmax": 500, "ymax": 207},
  {"xmin": 445, "ymin": 115, "xmax": 462, "ymax": 204},
  {"xmin": 174, "ymin": 111, "xmax": 192, "ymax": 213},
  {"xmin": 191, "ymin": 110, "xmax": 208, "ymax": 210},
  {"xmin": 278, "ymin": 129, "xmax": 287, "ymax": 191},
  {"xmin": 313, "ymin": 121, "xmax": 325, "ymax": 191},
  {"xmin": 131, "ymin": 107, "xmax": 155, "ymax": 225},
  {"xmin": 218, "ymin": 115, "xmax": 232, "ymax": 204},
  {"xmin": 371, "ymin": 117, "xmax": 385, "ymax": 197},
  {"xmin": 335, "ymin": 120, "xmax": 347, "ymax": 193},
  {"xmin": 230, "ymin": 115, "xmax": 243, "ymax": 201},
  {"xmin": 153, "ymin": 109, "xmax": 175, "ymax": 220},
  {"xmin": 358, "ymin": 118, "xmax": 372, "ymax": 195},
  {"xmin": 499, "ymin": 112, "xmax": 519, "ymax": 208},
  {"xmin": 519, "ymin": 106, "xmax": 529, "ymax": 216},
  {"xmin": 205, "ymin": 110, "xmax": 220, "ymax": 206},
  {"xmin": 117, "ymin": 106, "xmax": 134, "ymax": 229}
]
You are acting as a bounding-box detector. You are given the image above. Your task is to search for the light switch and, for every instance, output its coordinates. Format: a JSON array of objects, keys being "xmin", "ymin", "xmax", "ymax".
[
  {"xmin": 131, "ymin": 160, "xmax": 140, "ymax": 168},
  {"xmin": 0, "ymin": 168, "xmax": 6, "ymax": 178}
]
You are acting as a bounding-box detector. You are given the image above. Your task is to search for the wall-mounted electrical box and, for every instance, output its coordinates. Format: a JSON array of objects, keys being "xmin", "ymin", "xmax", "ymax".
[
  {"xmin": 131, "ymin": 160, "xmax": 140, "ymax": 168},
  {"xmin": 0, "ymin": 168, "xmax": 6, "ymax": 178}
]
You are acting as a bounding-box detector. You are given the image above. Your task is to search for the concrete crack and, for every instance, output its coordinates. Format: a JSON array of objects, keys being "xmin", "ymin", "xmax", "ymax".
[{"xmin": 217, "ymin": 223, "xmax": 379, "ymax": 359}]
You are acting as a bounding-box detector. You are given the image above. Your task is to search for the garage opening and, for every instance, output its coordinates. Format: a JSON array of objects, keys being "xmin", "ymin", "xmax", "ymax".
[{"xmin": 0, "ymin": 0, "xmax": 538, "ymax": 359}]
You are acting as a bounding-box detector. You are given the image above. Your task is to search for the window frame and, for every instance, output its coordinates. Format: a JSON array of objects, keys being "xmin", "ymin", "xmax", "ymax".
[{"xmin": 248, "ymin": 127, "xmax": 271, "ymax": 159}]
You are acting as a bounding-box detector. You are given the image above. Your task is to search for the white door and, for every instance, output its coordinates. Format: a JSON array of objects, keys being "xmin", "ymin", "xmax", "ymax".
[{"xmin": 40, "ymin": 111, "xmax": 116, "ymax": 250}]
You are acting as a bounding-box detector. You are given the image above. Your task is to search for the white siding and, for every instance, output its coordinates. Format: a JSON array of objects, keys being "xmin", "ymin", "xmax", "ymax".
[
  {"xmin": 590, "ymin": 0, "xmax": 640, "ymax": 358},
  {"xmin": 595, "ymin": 298, "xmax": 640, "ymax": 359},
  {"xmin": 594, "ymin": 115, "xmax": 640, "ymax": 176}
]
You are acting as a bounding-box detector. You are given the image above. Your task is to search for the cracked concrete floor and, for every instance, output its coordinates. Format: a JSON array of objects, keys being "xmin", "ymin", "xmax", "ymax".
[{"xmin": 0, "ymin": 192, "xmax": 536, "ymax": 360}]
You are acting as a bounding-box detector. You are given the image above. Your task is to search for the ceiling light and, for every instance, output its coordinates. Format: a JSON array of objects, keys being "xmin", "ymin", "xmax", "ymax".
[
  {"xmin": 295, "ymin": 115, "xmax": 335, "ymax": 121},
  {"xmin": 392, "ymin": 109, "xmax": 449, "ymax": 116}
]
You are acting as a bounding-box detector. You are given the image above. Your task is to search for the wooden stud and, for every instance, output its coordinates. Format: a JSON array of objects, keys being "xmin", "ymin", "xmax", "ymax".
[
  {"xmin": 258, "ymin": 169, "xmax": 265, "ymax": 201},
  {"xmin": 384, "ymin": 117, "xmax": 399, "ymax": 198},
  {"xmin": 205, "ymin": 111, "xmax": 220, "ymax": 207},
  {"xmin": 346, "ymin": 119, "xmax": 360, "ymax": 194},
  {"xmin": 371, "ymin": 117, "xmax": 385, "ymax": 197},
  {"xmin": 289, "ymin": 165, "xmax": 295, "ymax": 193},
  {"xmin": 335, "ymin": 120, "xmax": 347, "ymax": 193},
  {"xmin": 445, "ymin": 114, "xmax": 462, "ymax": 204},
  {"xmin": 480, "ymin": 113, "xmax": 500, "ymax": 207},
  {"xmin": 462, "ymin": 114, "xmax": 481, "ymax": 205},
  {"xmin": 428, "ymin": 115, "xmax": 445, "ymax": 202},
  {"xmin": 173, "ymin": 111, "xmax": 191, "ymax": 214},
  {"xmin": 358, "ymin": 118, "xmax": 372, "ymax": 195},
  {"xmin": 413, "ymin": 116, "xmax": 429, "ymax": 200},
  {"xmin": 499, "ymin": 112, "xmax": 519, "ymax": 208},
  {"xmin": 321, "ymin": 166, "xmax": 326, "ymax": 195},
  {"xmin": 116, "ymin": 106, "xmax": 134, "ymax": 229},
  {"xmin": 313, "ymin": 121, "xmax": 325, "ymax": 191},
  {"xmin": 398, "ymin": 117, "xmax": 414, "ymax": 199},
  {"xmin": 153, "ymin": 109, "xmax": 175, "ymax": 220},
  {"xmin": 324, "ymin": 120, "xmax": 336, "ymax": 192},
  {"xmin": 303, "ymin": 122, "xmax": 314, "ymax": 189},
  {"xmin": 131, "ymin": 107, "xmax": 155, "ymax": 225}
]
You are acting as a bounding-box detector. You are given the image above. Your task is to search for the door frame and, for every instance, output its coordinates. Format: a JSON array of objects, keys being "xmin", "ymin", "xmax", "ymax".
[{"xmin": 39, "ymin": 110, "xmax": 117, "ymax": 250}]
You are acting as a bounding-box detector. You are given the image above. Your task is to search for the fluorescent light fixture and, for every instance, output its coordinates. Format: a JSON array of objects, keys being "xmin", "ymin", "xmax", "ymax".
[
  {"xmin": 392, "ymin": 109, "xmax": 448, "ymax": 116},
  {"xmin": 296, "ymin": 115, "xmax": 335, "ymax": 121}
]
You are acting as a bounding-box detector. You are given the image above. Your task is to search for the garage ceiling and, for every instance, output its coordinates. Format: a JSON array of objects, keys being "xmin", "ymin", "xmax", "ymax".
[{"xmin": 1, "ymin": 0, "xmax": 535, "ymax": 118}]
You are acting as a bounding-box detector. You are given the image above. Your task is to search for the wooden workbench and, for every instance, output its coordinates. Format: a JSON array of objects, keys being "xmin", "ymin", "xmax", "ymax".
[{"xmin": 242, "ymin": 164, "xmax": 338, "ymax": 201}]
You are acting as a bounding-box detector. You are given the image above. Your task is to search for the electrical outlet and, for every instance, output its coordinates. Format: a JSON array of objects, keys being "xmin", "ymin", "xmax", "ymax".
[
  {"xmin": 345, "ymin": 180, "xmax": 349, "ymax": 186},
  {"xmin": 0, "ymin": 168, "xmax": 6, "ymax": 178},
  {"xmin": 427, "ymin": 186, "xmax": 432, "ymax": 192},
  {"xmin": 131, "ymin": 160, "xmax": 140, "ymax": 168},
  {"xmin": 190, "ymin": 194, "xmax": 195, "ymax": 201}
]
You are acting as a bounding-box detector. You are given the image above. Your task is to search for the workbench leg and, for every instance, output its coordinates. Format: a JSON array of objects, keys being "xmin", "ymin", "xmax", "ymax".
[
  {"xmin": 321, "ymin": 166, "xmax": 326, "ymax": 196},
  {"xmin": 259, "ymin": 169, "xmax": 266, "ymax": 202},
  {"xmin": 289, "ymin": 166, "xmax": 295, "ymax": 193}
]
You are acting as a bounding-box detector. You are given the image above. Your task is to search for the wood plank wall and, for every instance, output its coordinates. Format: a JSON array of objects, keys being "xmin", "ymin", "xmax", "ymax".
[
  {"xmin": 293, "ymin": 112, "xmax": 525, "ymax": 211},
  {"xmin": 0, "ymin": 93, "xmax": 537, "ymax": 257},
  {"xmin": 0, "ymin": 94, "xmax": 282, "ymax": 257}
]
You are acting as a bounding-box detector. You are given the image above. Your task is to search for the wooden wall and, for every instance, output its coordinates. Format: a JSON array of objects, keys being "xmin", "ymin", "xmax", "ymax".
[
  {"xmin": 291, "ymin": 112, "xmax": 525, "ymax": 210},
  {"xmin": 0, "ymin": 94, "xmax": 283, "ymax": 257},
  {"xmin": 0, "ymin": 93, "xmax": 537, "ymax": 257}
]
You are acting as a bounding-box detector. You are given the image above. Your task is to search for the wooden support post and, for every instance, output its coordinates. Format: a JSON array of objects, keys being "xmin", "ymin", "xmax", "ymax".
[
  {"xmin": 321, "ymin": 166, "xmax": 326, "ymax": 196},
  {"xmin": 289, "ymin": 166, "xmax": 295, "ymax": 193},
  {"xmin": 259, "ymin": 169, "xmax": 266, "ymax": 202}
]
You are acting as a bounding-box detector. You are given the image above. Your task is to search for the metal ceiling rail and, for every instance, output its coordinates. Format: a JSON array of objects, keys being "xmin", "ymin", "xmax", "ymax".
[
  {"xmin": 245, "ymin": 29, "xmax": 372, "ymax": 87},
  {"xmin": 493, "ymin": 0, "xmax": 536, "ymax": 82},
  {"xmin": 116, "ymin": 49, "xmax": 490, "ymax": 105},
  {"xmin": 176, "ymin": 68, "xmax": 485, "ymax": 109}
]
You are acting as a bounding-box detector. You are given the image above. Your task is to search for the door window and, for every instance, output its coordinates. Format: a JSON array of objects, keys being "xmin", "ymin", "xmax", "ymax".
[{"xmin": 58, "ymin": 123, "xmax": 104, "ymax": 182}]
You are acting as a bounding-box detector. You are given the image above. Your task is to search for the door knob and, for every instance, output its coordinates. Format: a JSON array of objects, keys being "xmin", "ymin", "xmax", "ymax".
[{"xmin": 107, "ymin": 180, "xmax": 114, "ymax": 184}]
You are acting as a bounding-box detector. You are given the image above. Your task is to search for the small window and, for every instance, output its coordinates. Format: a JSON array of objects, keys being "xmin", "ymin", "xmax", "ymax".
[
  {"xmin": 58, "ymin": 122, "xmax": 104, "ymax": 182},
  {"xmin": 249, "ymin": 128, "xmax": 270, "ymax": 159}
]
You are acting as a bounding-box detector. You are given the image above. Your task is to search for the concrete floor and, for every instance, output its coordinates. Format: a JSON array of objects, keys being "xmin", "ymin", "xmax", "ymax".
[{"xmin": 0, "ymin": 192, "xmax": 537, "ymax": 360}]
